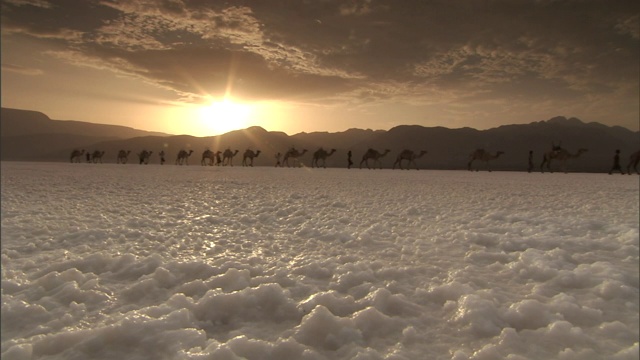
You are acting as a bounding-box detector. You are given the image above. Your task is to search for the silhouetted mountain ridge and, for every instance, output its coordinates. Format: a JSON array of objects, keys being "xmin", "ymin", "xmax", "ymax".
[
  {"xmin": 1, "ymin": 108, "xmax": 637, "ymax": 172},
  {"xmin": 1, "ymin": 107, "xmax": 171, "ymax": 138}
]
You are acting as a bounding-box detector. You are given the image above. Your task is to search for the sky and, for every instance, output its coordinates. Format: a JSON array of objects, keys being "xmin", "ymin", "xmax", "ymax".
[{"xmin": 1, "ymin": 0, "xmax": 639, "ymax": 136}]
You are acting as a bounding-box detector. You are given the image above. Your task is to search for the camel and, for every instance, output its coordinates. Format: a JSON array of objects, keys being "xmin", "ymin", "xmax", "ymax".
[
  {"xmin": 359, "ymin": 148, "xmax": 391, "ymax": 169},
  {"xmin": 627, "ymin": 150, "xmax": 640, "ymax": 175},
  {"xmin": 393, "ymin": 150, "xmax": 428, "ymax": 170},
  {"xmin": 91, "ymin": 151, "xmax": 105, "ymax": 164},
  {"xmin": 540, "ymin": 146, "xmax": 587, "ymax": 173},
  {"xmin": 70, "ymin": 149, "xmax": 85, "ymax": 163},
  {"xmin": 138, "ymin": 150, "xmax": 153, "ymax": 165},
  {"xmin": 467, "ymin": 149, "xmax": 504, "ymax": 172},
  {"xmin": 117, "ymin": 150, "xmax": 131, "ymax": 164},
  {"xmin": 311, "ymin": 148, "xmax": 336, "ymax": 168},
  {"xmin": 242, "ymin": 150, "xmax": 261, "ymax": 167},
  {"xmin": 222, "ymin": 149, "xmax": 240, "ymax": 166},
  {"xmin": 201, "ymin": 150, "xmax": 221, "ymax": 166},
  {"xmin": 283, "ymin": 148, "xmax": 308, "ymax": 167},
  {"xmin": 175, "ymin": 150, "xmax": 194, "ymax": 165}
]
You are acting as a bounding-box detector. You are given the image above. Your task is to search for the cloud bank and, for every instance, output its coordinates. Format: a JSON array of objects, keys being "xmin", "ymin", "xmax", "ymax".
[{"xmin": 1, "ymin": 0, "xmax": 638, "ymax": 130}]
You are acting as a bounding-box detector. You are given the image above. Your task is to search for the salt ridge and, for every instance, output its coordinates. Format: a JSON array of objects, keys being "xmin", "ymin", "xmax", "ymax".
[{"xmin": 1, "ymin": 162, "xmax": 638, "ymax": 359}]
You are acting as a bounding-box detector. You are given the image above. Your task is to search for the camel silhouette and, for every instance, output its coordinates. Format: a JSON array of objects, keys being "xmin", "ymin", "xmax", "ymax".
[
  {"xmin": 175, "ymin": 150, "xmax": 194, "ymax": 165},
  {"xmin": 138, "ymin": 150, "xmax": 153, "ymax": 165},
  {"xmin": 467, "ymin": 149, "xmax": 504, "ymax": 172},
  {"xmin": 627, "ymin": 150, "xmax": 640, "ymax": 175},
  {"xmin": 283, "ymin": 148, "xmax": 308, "ymax": 167},
  {"xmin": 360, "ymin": 148, "xmax": 390, "ymax": 169},
  {"xmin": 222, "ymin": 149, "xmax": 240, "ymax": 166},
  {"xmin": 312, "ymin": 148, "xmax": 336, "ymax": 168},
  {"xmin": 393, "ymin": 150, "xmax": 427, "ymax": 170},
  {"xmin": 117, "ymin": 150, "xmax": 131, "ymax": 164},
  {"xmin": 540, "ymin": 145, "xmax": 587, "ymax": 173},
  {"xmin": 201, "ymin": 150, "xmax": 221, "ymax": 166},
  {"xmin": 242, "ymin": 150, "xmax": 261, "ymax": 167},
  {"xmin": 91, "ymin": 151, "xmax": 105, "ymax": 164},
  {"xmin": 70, "ymin": 149, "xmax": 85, "ymax": 163}
]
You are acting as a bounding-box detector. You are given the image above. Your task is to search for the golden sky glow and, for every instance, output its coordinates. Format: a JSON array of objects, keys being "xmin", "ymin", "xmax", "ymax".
[
  {"xmin": 1, "ymin": 1, "xmax": 638, "ymax": 136},
  {"xmin": 197, "ymin": 98, "xmax": 253, "ymax": 135}
]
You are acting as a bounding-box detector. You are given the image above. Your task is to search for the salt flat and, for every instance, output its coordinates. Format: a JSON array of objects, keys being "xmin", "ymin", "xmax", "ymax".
[{"xmin": 1, "ymin": 162, "xmax": 638, "ymax": 360}]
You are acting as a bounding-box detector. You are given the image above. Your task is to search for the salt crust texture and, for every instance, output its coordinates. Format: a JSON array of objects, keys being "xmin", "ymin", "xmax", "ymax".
[{"xmin": 1, "ymin": 162, "xmax": 638, "ymax": 360}]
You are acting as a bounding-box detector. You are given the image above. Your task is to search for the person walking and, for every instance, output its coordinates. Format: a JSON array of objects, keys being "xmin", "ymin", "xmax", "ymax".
[
  {"xmin": 609, "ymin": 149, "xmax": 624, "ymax": 175},
  {"xmin": 159, "ymin": 150, "xmax": 166, "ymax": 165},
  {"xmin": 347, "ymin": 150, "xmax": 353, "ymax": 169},
  {"xmin": 527, "ymin": 150, "xmax": 534, "ymax": 173},
  {"xmin": 275, "ymin": 152, "xmax": 282, "ymax": 167}
]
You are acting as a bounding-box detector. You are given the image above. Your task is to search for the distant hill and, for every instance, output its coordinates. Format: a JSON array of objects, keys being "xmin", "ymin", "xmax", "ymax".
[
  {"xmin": 0, "ymin": 108, "xmax": 171, "ymax": 161},
  {"xmin": 1, "ymin": 107, "xmax": 638, "ymax": 172}
]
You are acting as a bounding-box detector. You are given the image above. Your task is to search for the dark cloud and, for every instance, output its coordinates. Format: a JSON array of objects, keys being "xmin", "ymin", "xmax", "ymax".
[{"xmin": 1, "ymin": 0, "xmax": 638, "ymax": 128}]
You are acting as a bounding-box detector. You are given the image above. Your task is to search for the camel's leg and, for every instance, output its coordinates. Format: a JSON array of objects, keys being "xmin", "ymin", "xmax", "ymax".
[{"xmin": 629, "ymin": 159, "xmax": 640, "ymax": 174}]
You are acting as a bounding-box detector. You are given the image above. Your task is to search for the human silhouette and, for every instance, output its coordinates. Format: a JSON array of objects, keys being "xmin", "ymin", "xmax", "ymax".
[
  {"xmin": 609, "ymin": 149, "xmax": 624, "ymax": 175},
  {"xmin": 347, "ymin": 150, "xmax": 353, "ymax": 169},
  {"xmin": 159, "ymin": 150, "xmax": 166, "ymax": 165},
  {"xmin": 275, "ymin": 152, "xmax": 282, "ymax": 167},
  {"xmin": 86, "ymin": 152, "xmax": 91, "ymax": 163},
  {"xmin": 527, "ymin": 150, "xmax": 534, "ymax": 173}
]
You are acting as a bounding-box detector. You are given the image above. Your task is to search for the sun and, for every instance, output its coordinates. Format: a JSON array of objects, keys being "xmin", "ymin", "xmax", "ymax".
[{"xmin": 198, "ymin": 98, "xmax": 253, "ymax": 135}]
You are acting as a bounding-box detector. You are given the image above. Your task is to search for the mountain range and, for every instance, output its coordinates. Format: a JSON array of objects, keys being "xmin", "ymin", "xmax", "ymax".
[{"xmin": 1, "ymin": 107, "xmax": 638, "ymax": 172}]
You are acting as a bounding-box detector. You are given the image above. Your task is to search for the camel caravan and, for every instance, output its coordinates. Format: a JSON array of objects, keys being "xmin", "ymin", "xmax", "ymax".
[{"xmin": 66, "ymin": 144, "xmax": 639, "ymax": 174}]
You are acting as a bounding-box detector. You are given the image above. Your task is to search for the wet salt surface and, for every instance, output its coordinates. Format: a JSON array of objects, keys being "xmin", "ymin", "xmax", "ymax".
[{"xmin": 1, "ymin": 161, "xmax": 638, "ymax": 360}]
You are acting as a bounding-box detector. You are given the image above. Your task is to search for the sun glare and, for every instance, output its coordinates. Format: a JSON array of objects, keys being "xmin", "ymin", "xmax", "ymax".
[
  {"xmin": 198, "ymin": 98, "xmax": 252, "ymax": 135},
  {"xmin": 163, "ymin": 98, "xmax": 290, "ymax": 136}
]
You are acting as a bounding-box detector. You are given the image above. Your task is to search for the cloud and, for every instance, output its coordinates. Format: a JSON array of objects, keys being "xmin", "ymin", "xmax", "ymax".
[
  {"xmin": 1, "ymin": 0, "xmax": 638, "ymax": 121},
  {"xmin": 1, "ymin": 63, "xmax": 43, "ymax": 75},
  {"xmin": 615, "ymin": 14, "xmax": 640, "ymax": 40}
]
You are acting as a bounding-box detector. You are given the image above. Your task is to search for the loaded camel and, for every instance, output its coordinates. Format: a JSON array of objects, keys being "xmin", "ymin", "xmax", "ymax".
[
  {"xmin": 311, "ymin": 148, "xmax": 336, "ymax": 168},
  {"xmin": 628, "ymin": 150, "xmax": 640, "ymax": 175},
  {"xmin": 360, "ymin": 148, "xmax": 391, "ymax": 169},
  {"xmin": 117, "ymin": 150, "xmax": 131, "ymax": 164},
  {"xmin": 222, "ymin": 149, "xmax": 240, "ymax": 166},
  {"xmin": 540, "ymin": 144, "xmax": 587, "ymax": 173},
  {"xmin": 91, "ymin": 151, "xmax": 105, "ymax": 164},
  {"xmin": 393, "ymin": 150, "xmax": 427, "ymax": 170},
  {"xmin": 467, "ymin": 149, "xmax": 504, "ymax": 172},
  {"xmin": 201, "ymin": 150, "xmax": 221, "ymax": 166},
  {"xmin": 242, "ymin": 150, "xmax": 261, "ymax": 167},
  {"xmin": 70, "ymin": 149, "xmax": 85, "ymax": 163},
  {"xmin": 138, "ymin": 150, "xmax": 153, "ymax": 165},
  {"xmin": 283, "ymin": 148, "xmax": 308, "ymax": 167},
  {"xmin": 175, "ymin": 150, "xmax": 194, "ymax": 165}
]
